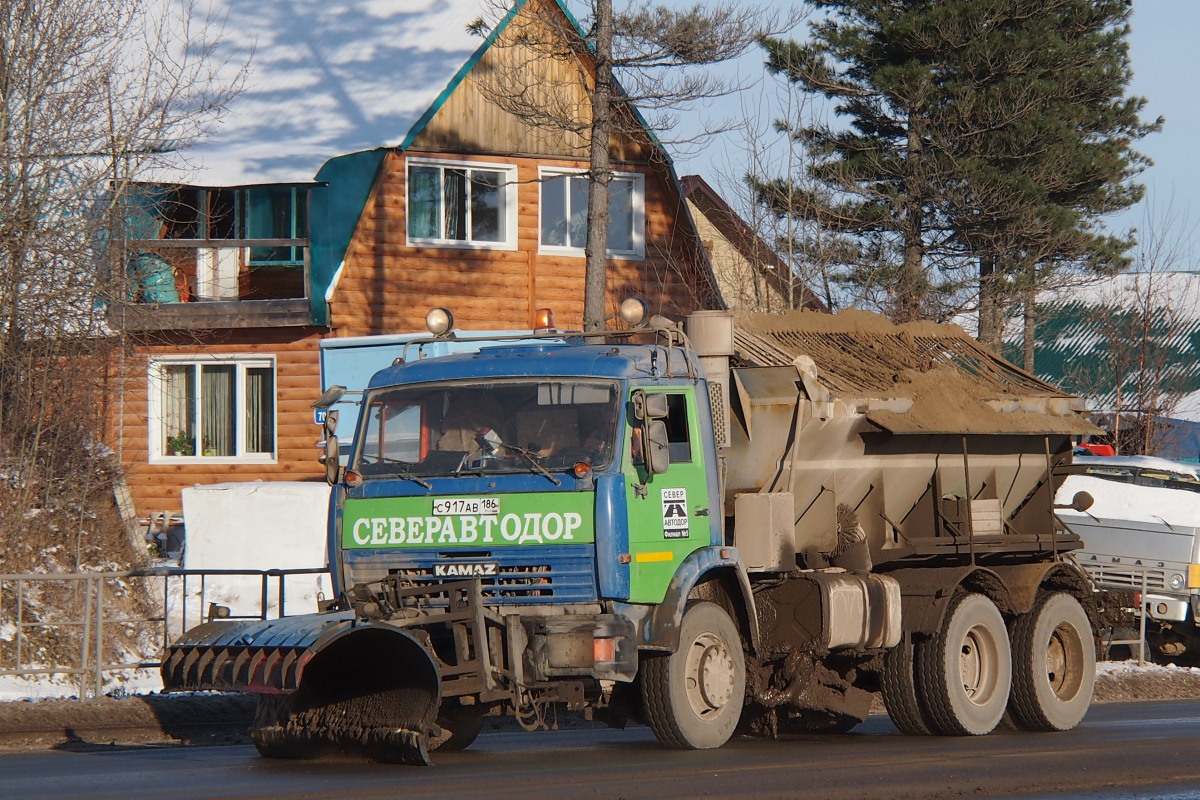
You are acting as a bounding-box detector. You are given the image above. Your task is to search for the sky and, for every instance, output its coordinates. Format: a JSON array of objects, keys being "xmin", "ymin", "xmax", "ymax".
[
  {"xmin": 666, "ymin": 1, "xmax": 1200, "ymax": 266},
  {"xmin": 175, "ymin": 1, "xmax": 1197, "ymax": 261}
]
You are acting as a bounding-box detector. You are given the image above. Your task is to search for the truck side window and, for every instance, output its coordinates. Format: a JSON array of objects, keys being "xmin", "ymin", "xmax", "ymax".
[{"xmin": 665, "ymin": 394, "xmax": 692, "ymax": 463}]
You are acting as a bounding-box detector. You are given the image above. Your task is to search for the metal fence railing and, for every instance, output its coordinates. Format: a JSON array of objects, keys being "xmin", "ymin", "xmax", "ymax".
[{"xmin": 0, "ymin": 567, "xmax": 328, "ymax": 700}]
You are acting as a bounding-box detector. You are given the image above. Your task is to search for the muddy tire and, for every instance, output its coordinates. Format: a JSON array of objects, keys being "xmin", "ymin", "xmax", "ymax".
[
  {"xmin": 918, "ymin": 593, "xmax": 1011, "ymax": 736},
  {"xmin": 641, "ymin": 601, "xmax": 745, "ymax": 749},
  {"xmin": 1007, "ymin": 592, "xmax": 1095, "ymax": 732},
  {"xmin": 430, "ymin": 703, "xmax": 486, "ymax": 751},
  {"xmin": 881, "ymin": 633, "xmax": 933, "ymax": 735}
]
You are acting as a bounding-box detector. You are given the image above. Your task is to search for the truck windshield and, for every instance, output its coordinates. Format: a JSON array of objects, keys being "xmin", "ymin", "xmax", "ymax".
[{"xmin": 354, "ymin": 379, "xmax": 620, "ymax": 478}]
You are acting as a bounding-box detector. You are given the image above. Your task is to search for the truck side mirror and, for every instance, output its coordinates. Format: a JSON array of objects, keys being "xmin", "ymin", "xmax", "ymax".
[
  {"xmin": 644, "ymin": 420, "xmax": 670, "ymax": 475},
  {"xmin": 1070, "ymin": 491, "xmax": 1094, "ymax": 512},
  {"xmin": 1053, "ymin": 490, "xmax": 1094, "ymax": 513},
  {"xmin": 632, "ymin": 391, "xmax": 668, "ymax": 421},
  {"xmin": 323, "ymin": 409, "xmax": 339, "ymax": 439},
  {"xmin": 322, "ymin": 435, "xmax": 341, "ymax": 485}
]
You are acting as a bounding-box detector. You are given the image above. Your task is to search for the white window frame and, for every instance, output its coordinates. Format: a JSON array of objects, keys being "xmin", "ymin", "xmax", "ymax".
[
  {"xmin": 537, "ymin": 167, "xmax": 645, "ymax": 259},
  {"xmin": 405, "ymin": 157, "xmax": 518, "ymax": 250},
  {"xmin": 147, "ymin": 355, "xmax": 278, "ymax": 465}
]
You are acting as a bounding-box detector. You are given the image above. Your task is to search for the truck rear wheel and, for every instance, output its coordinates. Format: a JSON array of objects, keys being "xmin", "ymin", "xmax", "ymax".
[
  {"xmin": 881, "ymin": 633, "xmax": 933, "ymax": 735},
  {"xmin": 1007, "ymin": 592, "xmax": 1095, "ymax": 731},
  {"xmin": 918, "ymin": 592, "xmax": 1011, "ymax": 735},
  {"xmin": 641, "ymin": 601, "xmax": 745, "ymax": 749}
]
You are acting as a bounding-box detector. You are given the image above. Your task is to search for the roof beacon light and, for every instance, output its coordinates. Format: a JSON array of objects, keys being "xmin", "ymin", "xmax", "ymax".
[
  {"xmin": 425, "ymin": 307, "xmax": 455, "ymax": 337},
  {"xmin": 619, "ymin": 297, "xmax": 649, "ymax": 327},
  {"xmin": 534, "ymin": 307, "xmax": 557, "ymax": 332}
]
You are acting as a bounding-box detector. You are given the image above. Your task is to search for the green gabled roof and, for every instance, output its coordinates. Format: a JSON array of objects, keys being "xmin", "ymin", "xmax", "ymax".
[
  {"xmin": 1002, "ymin": 273, "xmax": 1200, "ymax": 418},
  {"xmin": 398, "ymin": 0, "xmax": 667, "ymax": 155}
]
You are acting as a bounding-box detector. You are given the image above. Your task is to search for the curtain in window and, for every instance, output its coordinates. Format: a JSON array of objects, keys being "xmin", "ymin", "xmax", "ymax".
[
  {"xmin": 443, "ymin": 168, "xmax": 467, "ymax": 240},
  {"xmin": 246, "ymin": 187, "xmax": 294, "ymax": 263},
  {"xmin": 201, "ymin": 365, "xmax": 236, "ymax": 456},
  {"xmin": 246, "ymin": 367, "xmax": 275, "ymax": 454},
  {"xmin": 160, "ymin": 365, "xmax": 195, "ymax": 455},
  {"xmin": 409, "ymin": 166, "xmax": 440, "ymax": 239}
]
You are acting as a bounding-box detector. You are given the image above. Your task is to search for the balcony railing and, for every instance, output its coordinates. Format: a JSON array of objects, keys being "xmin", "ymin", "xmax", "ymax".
[{"xmin": 112, "ymin": 239, "xmax": 313, "ymax": 330}]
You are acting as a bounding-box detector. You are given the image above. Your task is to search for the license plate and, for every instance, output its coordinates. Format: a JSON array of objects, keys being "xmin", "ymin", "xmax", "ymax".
[
  {"xmin": 434, "ymin": 562, "xmax": 499, "ymax": 577},
  {"xmin": 432, "ymin": 497, "xmax": 499, "ymax": 516}
]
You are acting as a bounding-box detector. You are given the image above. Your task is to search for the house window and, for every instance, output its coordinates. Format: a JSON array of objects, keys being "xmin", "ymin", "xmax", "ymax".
[
  {"xmin": 143, "ymin": 185, "xmax": 308, "ymax": 265},
  {"xmin": 406, "ymin": 159, "xmax": 516, "ymax": 248},
  {"xmin": 245, "ymin": 187, "xmax": 307, "ymax": 265},
  {"xmin": 539, "ymin": 169, "xmax": 645, "ymax": 257},
  {"xmin": 150, "ymin": 357, "xmax": 276, "ymax": 462}
]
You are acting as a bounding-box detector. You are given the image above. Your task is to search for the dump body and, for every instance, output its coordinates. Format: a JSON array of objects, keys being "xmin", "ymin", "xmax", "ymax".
[
  {"xmin": 685, "ymin": 310, "xmax": 1099, "ymax": 573},
  {"xmin": 161, "ymin": 307, "xmax": 1105, "ymax": 762}
]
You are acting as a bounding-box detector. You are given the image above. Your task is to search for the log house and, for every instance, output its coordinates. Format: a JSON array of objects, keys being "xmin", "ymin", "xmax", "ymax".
[{"xmin": 106, "ymin": 0, "xmax": 722, "ymax": 520}]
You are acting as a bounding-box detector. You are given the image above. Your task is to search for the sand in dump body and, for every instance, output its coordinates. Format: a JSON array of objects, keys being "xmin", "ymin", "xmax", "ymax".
[{"xmin": 730, "ymin": 308, "xmax": 1097, "ymax": 436}]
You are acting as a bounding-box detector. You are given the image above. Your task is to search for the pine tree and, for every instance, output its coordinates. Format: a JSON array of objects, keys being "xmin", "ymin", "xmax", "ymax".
[{"xmin": 753, "ymin": 0, "xmax": 1158, "ymax": 340}]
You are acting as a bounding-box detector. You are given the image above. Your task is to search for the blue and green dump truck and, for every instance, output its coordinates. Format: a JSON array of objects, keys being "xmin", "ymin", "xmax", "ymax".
[{"xmin": 163, "ymin": 302, "xmax": 1105, "ymax": 764}]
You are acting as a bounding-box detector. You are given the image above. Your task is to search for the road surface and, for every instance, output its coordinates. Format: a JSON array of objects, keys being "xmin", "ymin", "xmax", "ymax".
[{"xmin": 2, "ymin": 700, "xmax": 1199, "ymax": 800}]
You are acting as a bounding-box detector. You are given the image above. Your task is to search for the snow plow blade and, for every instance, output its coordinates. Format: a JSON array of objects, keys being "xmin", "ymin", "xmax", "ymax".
[
  {"xmin": 161, "ymin": 612, "xmax": 442, "ymax": 765},
  {"xmin": 161, "ymin": 612, "xmax": 361, "ymax": 694}
]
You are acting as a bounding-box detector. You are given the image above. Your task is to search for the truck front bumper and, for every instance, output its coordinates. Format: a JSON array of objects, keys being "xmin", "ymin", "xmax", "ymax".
[{"xmin": 525, "ymin": 614, "xmax": 638, "ymax": 683}]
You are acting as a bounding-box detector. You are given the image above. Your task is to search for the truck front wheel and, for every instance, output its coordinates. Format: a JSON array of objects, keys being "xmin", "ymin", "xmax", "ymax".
[
  {"xmin": 918, "ymin": 592, "xmax": 1012, "ymax": 735},
  {"xmin": 1007, "ymin": 592, "xmax": 1095, "ymax": 731},
  {"xmin": 641, "ymin": 601, "xmax": 745, "ymax": 749}
]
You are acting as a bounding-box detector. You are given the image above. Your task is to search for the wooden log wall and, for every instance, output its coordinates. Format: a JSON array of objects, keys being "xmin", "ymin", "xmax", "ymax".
[
  {"xmin": 111, "ymin": 328, "xmax": 325, "ymax": 516},
  {"xmin": 329, "ymin": 150, "xmax": 716, "ymax": 336}
]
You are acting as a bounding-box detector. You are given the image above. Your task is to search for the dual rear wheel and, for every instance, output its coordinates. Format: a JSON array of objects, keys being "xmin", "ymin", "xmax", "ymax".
[{"xmin": 882, "ymin": 591, "xmax": 1094, "ymax": 735}]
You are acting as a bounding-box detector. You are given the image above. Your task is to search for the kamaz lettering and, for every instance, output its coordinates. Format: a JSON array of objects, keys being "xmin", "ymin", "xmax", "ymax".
[{"xmin": 434, "ymin": 562, "xmax": 499, "ymax": 577}]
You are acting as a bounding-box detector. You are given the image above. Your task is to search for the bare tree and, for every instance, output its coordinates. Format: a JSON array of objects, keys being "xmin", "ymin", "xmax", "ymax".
[
  {"xmin": 1059, "ymin": 203, "xmax": 1199, "ymax": 455},
  {"xmin": 471, "ymin": 0, "xmax": 797, "ymax": 329},
  {"xmin": 0, "ymin": 0, "xmax": 243, "ymax": 569}
]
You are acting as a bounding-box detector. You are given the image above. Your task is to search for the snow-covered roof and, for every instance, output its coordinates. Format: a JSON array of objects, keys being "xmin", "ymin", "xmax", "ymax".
[
  {"xmin": 158, "ymin": 0, "xmax": 485, "ymax": 186},
  {"xmin": 1005, "ymin": 271, "xmax": 1200, "ymax": 423}
]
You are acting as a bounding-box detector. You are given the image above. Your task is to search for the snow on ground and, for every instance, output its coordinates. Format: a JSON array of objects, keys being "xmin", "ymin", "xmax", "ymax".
[
  {"xmin": 0, "ymin": 567, "xmax": 328, "ymax": 702},
  {"xmin": 1097, "ymin": 660, "xmax": 1200, "ymax": 678},
  {"xmin": 0, "ymin": 670, "xmax": 164, "ymax": 702}
]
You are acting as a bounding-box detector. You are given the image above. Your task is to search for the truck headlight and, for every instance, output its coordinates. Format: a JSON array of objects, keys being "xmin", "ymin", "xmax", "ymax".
[{"xmin": 1170, "ymin": 573, "xmax": 1186, "ymax": 590}]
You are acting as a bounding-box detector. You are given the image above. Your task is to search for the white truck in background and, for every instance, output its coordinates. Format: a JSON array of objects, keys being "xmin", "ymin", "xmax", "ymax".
[{"xmin": 1057, "ymin": 455, "xmax": 1200, "ymax": 662}]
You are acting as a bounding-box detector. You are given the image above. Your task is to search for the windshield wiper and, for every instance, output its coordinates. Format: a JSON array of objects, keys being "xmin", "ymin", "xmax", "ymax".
[
  {"xmin": 362, "ymin": 456, "xmax": 432, "ymax": 489},
  {"xmin": 500, "ymin": 442, "xmax": 562, "ymax": 486}
]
